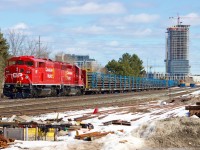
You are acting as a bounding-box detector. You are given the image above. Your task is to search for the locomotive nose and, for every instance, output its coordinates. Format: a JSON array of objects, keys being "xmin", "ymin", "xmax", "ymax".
[{"xmin": 12, "ymin": 66, "xmax": 25, "ymax": 83}]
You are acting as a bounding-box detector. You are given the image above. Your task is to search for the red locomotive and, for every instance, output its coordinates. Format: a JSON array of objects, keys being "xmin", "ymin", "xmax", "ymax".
[{"xmin": 3, "ymin": 56, "xmax": 86, "ymax": 98}]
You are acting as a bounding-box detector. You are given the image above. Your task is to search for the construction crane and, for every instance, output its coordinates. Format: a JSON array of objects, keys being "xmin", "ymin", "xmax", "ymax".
[
  {"xmin": 169, "ymin": 13, "xmax": 199, "ymax": 25},
  {"xmin": 169, "ymin": 14, "xmax": 187, "ymax": 25}
]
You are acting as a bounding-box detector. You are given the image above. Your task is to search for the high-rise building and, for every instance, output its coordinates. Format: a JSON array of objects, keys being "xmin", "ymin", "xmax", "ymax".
[{"xmin": 165, "ymin": 24, "xmax": 190, "ymax": 80}]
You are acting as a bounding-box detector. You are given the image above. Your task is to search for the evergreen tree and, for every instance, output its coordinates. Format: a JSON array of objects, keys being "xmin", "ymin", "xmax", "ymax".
[
  {"xmin": 0, "ymin": 33, "xmax": 9, "ymax": 65},
  {"xmin": 0, "ymin": 32, "xmax": 9, "ymax": 94},
  {"xmin": 105, "ymin": 53, "xmax": 145, "ymax": 77}
]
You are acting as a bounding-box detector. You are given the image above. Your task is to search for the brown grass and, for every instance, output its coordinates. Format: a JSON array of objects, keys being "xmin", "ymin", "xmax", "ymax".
[{"xmin": 140, "ymin": 117, "xmax": 200, "ymax": 148}]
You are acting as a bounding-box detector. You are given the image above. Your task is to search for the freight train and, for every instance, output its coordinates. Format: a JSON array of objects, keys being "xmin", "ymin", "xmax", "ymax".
[{"xmin": 3, "ymin": 56, "xmax": 178, "ymax": 98}]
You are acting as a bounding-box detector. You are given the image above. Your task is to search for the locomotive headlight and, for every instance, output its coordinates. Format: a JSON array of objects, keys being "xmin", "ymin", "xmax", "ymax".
[
  {"xmin": 26, "ymin": 70, "xmax": 31, "ymax": 74},
  {"xmin": 6, "ymin": 70, "xmax": 9, "ymax": 73},
  {"xmin": 25, "ymin": 75, "xmax": 29, "ymax": 79}
]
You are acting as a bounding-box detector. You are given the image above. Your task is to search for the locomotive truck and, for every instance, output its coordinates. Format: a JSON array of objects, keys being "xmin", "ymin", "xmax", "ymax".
[{"xmin": 3, "ymin": 56, "xmax": 178, "ymax": 98}]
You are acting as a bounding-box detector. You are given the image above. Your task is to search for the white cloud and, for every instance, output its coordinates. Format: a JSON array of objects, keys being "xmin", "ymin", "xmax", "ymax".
[
  {"xmin": 112, "ymin": 28, "xmax": 153, "ymax": 37},
  {"xmin": 0, "ymin": 0, "xmax": 52, "ymax": 8},
  {"xmin": 58, "ymin": 2, "xmax": 126, "ymax": 15},
  {"xmin": 72, "ymin": 25, "xmax": 106, "ymax": 34},
  {"xmin": 181, "ymin": 13, "xmax": 200, "ymax": 26},
  {"xmin": 124, "ymin": 14, "xmax": 159, "ymax": 23},
  {"xmin": 130, "ymin": 28, "xmax": 152, "ymax": 36},
  {"xmin": 11, "ymin": 23, "xmax": 29, "ymax": 30},
  {"xmin": 107, "ymin": 41, "xmax": 119, "ymax": 47},
  {"xmin": 100, "ymin": 13, "xmax": 160, "ymax": 26}
]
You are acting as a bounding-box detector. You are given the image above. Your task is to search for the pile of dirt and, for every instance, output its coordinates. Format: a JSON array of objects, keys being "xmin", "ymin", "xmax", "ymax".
[{"xmin": 134, "ymin": 117, "xmax": 200, "ymax": 148}]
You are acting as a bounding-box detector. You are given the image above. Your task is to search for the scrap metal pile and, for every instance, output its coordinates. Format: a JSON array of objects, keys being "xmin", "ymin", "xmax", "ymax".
[{"xmin": 185, "ymin": 102, "xmax": 200, "ymax": 117}]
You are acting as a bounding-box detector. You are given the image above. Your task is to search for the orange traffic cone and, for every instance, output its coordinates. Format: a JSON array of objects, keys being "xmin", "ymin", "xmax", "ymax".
[{"xmin": 93, "ymin": 108, "xmax": 98, "ymax": 114}]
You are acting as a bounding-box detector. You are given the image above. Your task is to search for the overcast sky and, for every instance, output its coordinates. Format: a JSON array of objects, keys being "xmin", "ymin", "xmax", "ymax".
[{"xmin": 1, "ymin": 0, "xmax": 200, "ymax": 74}]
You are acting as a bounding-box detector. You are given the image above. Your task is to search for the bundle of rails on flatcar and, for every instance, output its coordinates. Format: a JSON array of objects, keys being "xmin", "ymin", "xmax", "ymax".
[{"xmin": 3, "ymin": 56, "xmax": 178, "ymax": 99}]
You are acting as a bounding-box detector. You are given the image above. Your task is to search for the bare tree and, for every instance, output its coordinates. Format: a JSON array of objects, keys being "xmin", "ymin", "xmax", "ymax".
[
  {"xmin": 6, "ymin": 29, "xmax": 51, "ymax": 58},
  {"xmin": 7, "ymin": 29, "xmax": 26, "ymax": 56},
  {"xmin": 36, "ymin": 44, "xmax": 50, "ymax": 58},
  {"xmin": 26, "ymin": 38, "xmax": 37, "ymax": 56},
  {"xmin": 25, "ymin": 37, "xmax": 50, "ymax": 58}
]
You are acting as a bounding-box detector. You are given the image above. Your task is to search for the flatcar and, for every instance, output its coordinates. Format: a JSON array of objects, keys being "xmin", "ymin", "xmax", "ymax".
[{"xmin": 3, "ymin": 56, "xmax": 178, "ymax": 98}]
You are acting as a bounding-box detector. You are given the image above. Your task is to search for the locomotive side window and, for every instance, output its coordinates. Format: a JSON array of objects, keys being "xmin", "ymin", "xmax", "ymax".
[
  {"xmin": 39, "ymin": 62, "xmax": 45, "ymax": 68},
  {"xmin": 25, "ymin": 61, "xmax": 34, "ymax": 66},
  {"xmin": 61, "ymin": 65, "xmax": 67, "ymax": 70}
]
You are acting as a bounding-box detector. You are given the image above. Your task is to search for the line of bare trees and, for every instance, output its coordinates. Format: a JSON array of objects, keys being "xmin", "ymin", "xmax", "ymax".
[{"xmin": 6, "ymin": 29, "xmax": 50, "ymax": 58}]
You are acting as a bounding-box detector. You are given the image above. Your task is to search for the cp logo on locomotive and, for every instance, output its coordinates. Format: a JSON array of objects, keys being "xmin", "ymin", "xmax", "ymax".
[{"xmin": 12, "ymin": 73, "xmax": 23, "ymax": 78}]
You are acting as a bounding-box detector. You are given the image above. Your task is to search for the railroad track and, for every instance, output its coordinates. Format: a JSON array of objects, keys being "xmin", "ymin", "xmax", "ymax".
[{"xmin": 0, "ymin": 87, "xmax": 199, "ymax": 117}]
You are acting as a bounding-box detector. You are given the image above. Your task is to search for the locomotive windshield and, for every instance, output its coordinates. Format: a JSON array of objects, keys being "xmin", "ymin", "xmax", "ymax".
[
  {"xmin": 16, "ymin": 60, "xmax": 24, "ymax": 65},
  {"xmin": 8, "ymin": 60, "xmax": 34, "ymax": 67},
  {"xmin": 8, "ymin": 60, "xmax": 24, "ymax": 65},
  {"xmin": 25, "ymin": 61, "xmax": 34, "ymax": 66}
]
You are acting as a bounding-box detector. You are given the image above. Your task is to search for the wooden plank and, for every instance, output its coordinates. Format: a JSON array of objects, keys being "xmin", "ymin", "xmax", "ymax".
[
  {"xmin": 75, "ymin": 130, "xmax": 123, "ymax": 140},
  {"xmin": 196, "ymin": 102, "xmax": 200, "ymax": 105},
  {"xmin": 103, "ymin": 120, "xmax": 131, "ymax": 126},
  {"xmin": 185, "ymin": 106, "xmax": 200, "ymax": 110}
]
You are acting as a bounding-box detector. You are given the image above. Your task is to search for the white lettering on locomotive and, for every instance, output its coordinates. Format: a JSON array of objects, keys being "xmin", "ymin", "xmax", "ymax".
[
  {"xmin": 13, "ymin": 73, "xmax": 22, "ymax": 78},
  {"xmin": 46, "ymin": 68, "xmax": 53, "ymax": 72},
  {"xmin": 47, "ymin": 74, "xmax": 53, "ymax": 78},
  {"xmin": 67, "ymin": 71, "xmax": 72, "ymax": 75}
]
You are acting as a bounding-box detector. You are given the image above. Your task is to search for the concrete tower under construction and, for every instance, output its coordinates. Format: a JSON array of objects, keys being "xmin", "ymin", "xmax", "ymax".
[{"xmin": 165, "ymin": 24, "xmax": 190, "ymax": 80}]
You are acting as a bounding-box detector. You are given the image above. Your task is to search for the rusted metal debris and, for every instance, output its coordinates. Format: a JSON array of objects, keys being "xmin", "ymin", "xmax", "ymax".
[
  {"xmin": 45, "ymin": 118, "xmax": 63, "ymax": 122},
  {"xmin": 185, "ymin": 102, "xmax": 200, "ymax": 117},
  {"xmin": 103, "ymin": 120, "xmax": 131, "ymax": 126},
  {"xmin": 196, "ymin": 102, "xmax": 200, "ymax": 105},
  {"xmin": 0, "ymin": 135, "xmax": 15, "ymax": 149},
  {"xmin": 168, "ymin": 97, "xmax": 192, "ymax": 103},
  {"xmin": 74, "ymin": 115, "xmax": 97, "ymax": 122}
]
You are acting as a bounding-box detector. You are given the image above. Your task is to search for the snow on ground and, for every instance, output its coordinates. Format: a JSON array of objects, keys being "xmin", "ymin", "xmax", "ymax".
[
  {"xmin": 4, "ymin": 106, "xmax": 189, "ymax": 150},
  {"xmin": 4, "ymin": 89, "xmax": 200, "ymax": 150}
]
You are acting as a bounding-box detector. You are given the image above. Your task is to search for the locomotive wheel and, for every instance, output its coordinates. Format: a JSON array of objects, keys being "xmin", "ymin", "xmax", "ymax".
[
  {"xmin": 31, "ymin": 88, "xmax": 39, "ymax": 98},
  {"xmin": 51, "ymin": 87, "xmax": 57, "ymax": 96},
  {"xmin": 76, "ymin": 88, "xmax": 82, "ymax": 96}
]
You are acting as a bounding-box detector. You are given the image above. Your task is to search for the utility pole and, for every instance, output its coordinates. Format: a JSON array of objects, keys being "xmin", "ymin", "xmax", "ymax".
[
  {"xmin": 38, "ymin": 35, "xmax": 41, "ymax": 57},
  {"xmin": 147, "ymin": 58, "xmax": 148, "ymax": 78}
]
